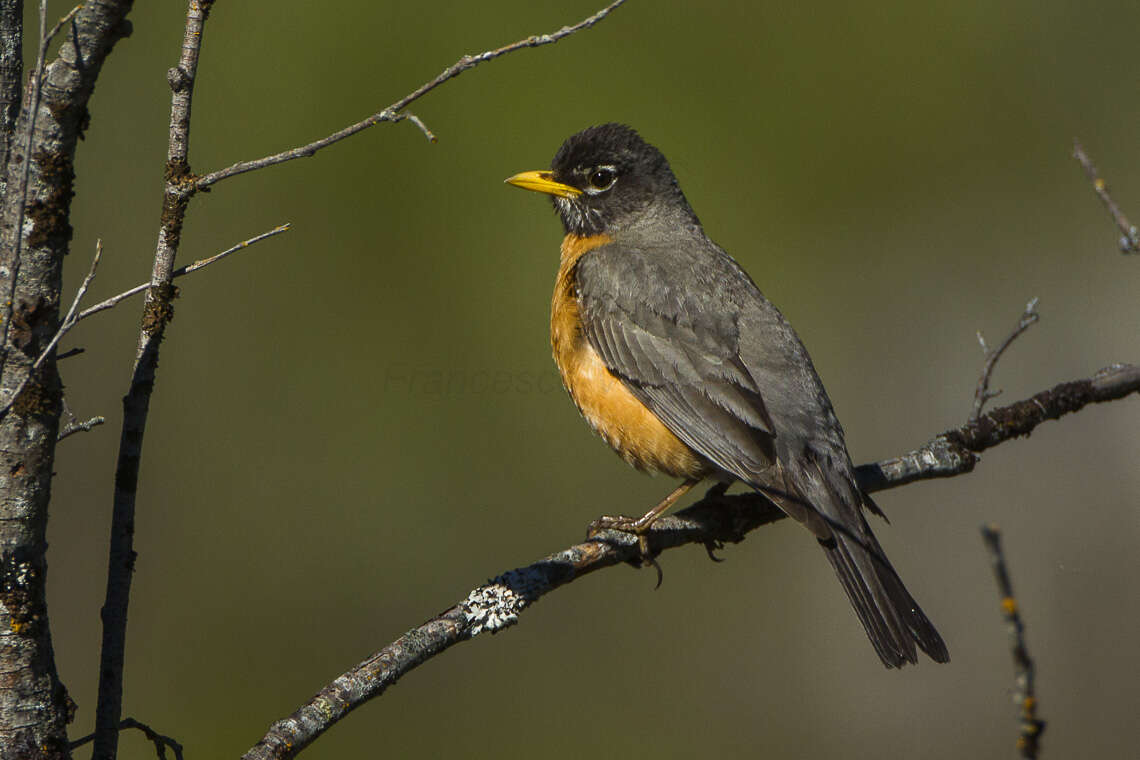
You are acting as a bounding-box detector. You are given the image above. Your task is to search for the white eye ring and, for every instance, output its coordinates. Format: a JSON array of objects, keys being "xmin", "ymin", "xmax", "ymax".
[{"xmin": 584, "ymin": 165, "xmax": 617, "ymax": 194}]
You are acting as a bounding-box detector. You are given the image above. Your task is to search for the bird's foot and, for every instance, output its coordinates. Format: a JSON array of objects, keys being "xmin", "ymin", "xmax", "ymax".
[{"xmin": 586, "ymin": 514, "xmax": 664, "ymax": 588}]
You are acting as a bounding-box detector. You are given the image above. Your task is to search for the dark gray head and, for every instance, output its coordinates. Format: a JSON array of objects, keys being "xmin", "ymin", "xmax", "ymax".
[{"xmin": 506, "ymin": 123, "xmax": 700, "ymax": 237}]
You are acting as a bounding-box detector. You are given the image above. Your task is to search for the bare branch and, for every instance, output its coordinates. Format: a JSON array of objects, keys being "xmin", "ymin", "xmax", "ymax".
[
  {"xmin": 76, "ymin": 223, "xmax": 291, "ymax": 323},
  {"xmin": 1073, "ymin": 139, "xmax": 1140, "ymax": 254},
  {"xmin": 970, "ymin": 298, "xmax": 1039, "ymax": 421},
  {"xmin": 404, "ymin": 113, "xmax": 437, "ymax": 144},
  {"xmin": 57, "ymin": 414, "xmax": 105, "ymax": 442},
  {"xmin": 0, "ymin": 238, "xmax": 101, "ymax": 417},
  {"xmin": 857, "ymin": 362, "xmax": 1140, "ymax": 490},
  {"xmin": 44, "ymin": 4, "xmax": 83, "ymax": 43},
  {"xmin": 70, "ymin": 716, "xmax": 185, "ymax": 760},
  {"xmin": 56, "ymin": 346, "xmax": 83, "ymax": 360},
  {"xmin": 243, "ymin": 361, "xmax": 1138, "ymax": 760},
  {"xmin": 980, "ymin": 526, "xmax": 1046, "ymax": 759},
  {"xmin": 0, "ymin": 0, "xmax": 136, "ymax": 752},
  {"xmin": 99, "ymin": 4, "xmax": 627, "ymax": 757},
  {"xmin": 195, "ymin": 0, "xmax": 627, "ymax": 191},
  {"xmin": 94, "ymin": 1, "xmax": 212, "ymax": 754}
]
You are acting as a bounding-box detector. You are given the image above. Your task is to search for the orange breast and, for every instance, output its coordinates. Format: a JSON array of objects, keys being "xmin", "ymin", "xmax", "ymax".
[{"xmin": 550, "ymin": 234, "xmax": 710, "ymax": 480}]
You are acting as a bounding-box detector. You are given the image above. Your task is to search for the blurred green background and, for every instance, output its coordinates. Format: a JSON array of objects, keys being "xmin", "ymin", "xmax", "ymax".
[{"xmin": 42, "ymin": 0, "xmax": 1138, "ymax": 757}]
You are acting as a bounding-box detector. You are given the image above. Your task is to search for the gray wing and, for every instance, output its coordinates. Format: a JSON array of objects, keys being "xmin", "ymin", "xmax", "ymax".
[
  {"xmin": 576, "ymin": 240, "xmax": 949, "ymax": 667},
  {"xmin": 575, "ymin": 239, "xmax": 783, "ymax": 482}
]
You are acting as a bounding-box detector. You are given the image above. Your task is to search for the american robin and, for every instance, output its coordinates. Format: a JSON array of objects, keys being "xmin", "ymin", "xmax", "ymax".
[{"xmin": 505, "ymin": 123, "xmax": 948, "ymax": 668}]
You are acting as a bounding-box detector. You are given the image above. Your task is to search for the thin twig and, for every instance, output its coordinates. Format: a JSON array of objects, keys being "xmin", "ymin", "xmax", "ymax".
[
  {"xmin": 57, "ymin": 414, "xmax": 104, "ymax": 441},
  {"xmin": 195, "ymin": 0, "xmax": 627, "ymax": 191},
  {"xmin": 0, "ymin": 238, "xmax": 101, "ymax": 417},
  {"xmin": 243, "ymin": 360, "xmax": 1138, "ymax": 760},
  {"xmin": 971, "ymin": 298, "xmax": 1040, "ymax": 421},
  {"xmin": 1073, "ymin": 139, "xmax": 1140, "ymax": 254},
  {"xmin": 76, "ymin": 223, "xmax": 291, "ymax": 323},
  {"xmin": 980, "ymin": 526, "xmax": 1046, "ymax": 759},
  {"xmin": 69, "ymin": 717, "xmax": 185, "ymax": 760},
  {"xmin": 405, "ymin": 113, "xmax": 437, "ymax": 143},
  {"xmin": 45, "ymin": 3, "xmax": 84, "ymax": 42}
]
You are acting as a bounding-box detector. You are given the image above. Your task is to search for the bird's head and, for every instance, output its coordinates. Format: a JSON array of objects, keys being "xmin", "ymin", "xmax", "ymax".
[{"xmin": 506, "ymin": 123, "xmax": 698, "ymax": 237}]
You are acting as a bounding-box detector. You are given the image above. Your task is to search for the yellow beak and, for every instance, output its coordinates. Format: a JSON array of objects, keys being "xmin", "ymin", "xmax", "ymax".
[{"xmin": 504, "ymin": 170, "xmax": 582, "ymax": 198}]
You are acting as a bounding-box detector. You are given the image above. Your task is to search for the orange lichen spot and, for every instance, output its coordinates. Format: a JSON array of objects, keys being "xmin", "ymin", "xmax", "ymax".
[
  {"xmin": 1094, "ymin": 178, "xmax": 1106, "ymax": 191},
  {"xmin": 1001, "ymin": 596, "xmax": 1017, "ymax": 615}
]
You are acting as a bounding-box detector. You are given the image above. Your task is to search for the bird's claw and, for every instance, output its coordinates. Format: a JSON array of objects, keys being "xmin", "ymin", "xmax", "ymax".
[
  {"xmin": 703, "ymin": 539, "xmax": 726, "ymax": 563},
  {"xmin": 587, "ymin": 514, "xmax": 664, "ymax": 587}
]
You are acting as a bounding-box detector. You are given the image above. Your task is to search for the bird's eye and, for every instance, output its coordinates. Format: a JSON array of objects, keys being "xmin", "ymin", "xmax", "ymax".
[{"xmin": 588, "ymin": 167, "xmax": 617, "ymax": 191}]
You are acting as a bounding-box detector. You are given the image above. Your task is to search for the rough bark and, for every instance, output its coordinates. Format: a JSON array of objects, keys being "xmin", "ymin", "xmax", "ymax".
[
  {"xmin": 0, "ymin": 3, "xmax": 135, "ymax": 758},
  {"xmin": 0, "ymin": 1, "xmax": 21, "ymax": 191}
]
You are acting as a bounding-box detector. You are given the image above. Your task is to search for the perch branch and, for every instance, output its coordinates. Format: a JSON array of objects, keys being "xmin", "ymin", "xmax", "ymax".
[
  {"xmin": 243, "ymin": 361, "xmax": 1138, "ymax": 760},
  {"xmin": 194, "ymin": 0, "xmax": 627, "ymax": 191},
  {"xmin": 1072, "ymin": 139, "xmax": 1140, "ymax": 253},
  {"xmin": 980, "ymin": 526, "xmax": 1045, "ymax": 758}
]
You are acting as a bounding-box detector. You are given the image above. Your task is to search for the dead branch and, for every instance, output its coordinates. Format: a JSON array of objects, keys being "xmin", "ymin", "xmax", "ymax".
[
  {"xmin": 1073, "ymin": 139, "xmax": 1140, "ymax": 253},
  {"xmin": 75, "ymin": 223, "xmax": 290, "ymax": 324},
  {"xmin": 193, "ymin": 0, "xmax": 627, "ymax": 192},
  {"xmin": 981, "ymin": 526, "xmax": 1045, "ymax": 759},
  {"xmin": 971, "ymin": 299, "xmax": 1039, "ymax": 422}
]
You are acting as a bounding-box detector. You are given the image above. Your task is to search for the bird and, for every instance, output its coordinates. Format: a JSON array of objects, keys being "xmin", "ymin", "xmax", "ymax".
[{"xmin": 504, "ymin": 123, "xmax": 948, "ymax": 668}]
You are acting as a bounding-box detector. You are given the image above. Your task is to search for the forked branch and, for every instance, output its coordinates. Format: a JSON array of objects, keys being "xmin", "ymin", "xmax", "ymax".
[{"xmin": 194, "ymin": 0, "xmax": 628, "ymax": 192}]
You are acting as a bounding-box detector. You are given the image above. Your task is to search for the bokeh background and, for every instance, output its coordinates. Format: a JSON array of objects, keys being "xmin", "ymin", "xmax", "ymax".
[{"xmin": 43, "ymin": 1, "xmax": 1137, "ymax": 757}]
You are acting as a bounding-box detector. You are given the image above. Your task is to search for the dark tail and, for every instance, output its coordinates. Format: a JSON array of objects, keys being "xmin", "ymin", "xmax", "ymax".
[
  {"xmin": 775, "ymin": 450, "xmax": 949, "ymax": 668},
  {"xmin": 819, "ymin": 525, "xmax": 949, "ymax": 668}
]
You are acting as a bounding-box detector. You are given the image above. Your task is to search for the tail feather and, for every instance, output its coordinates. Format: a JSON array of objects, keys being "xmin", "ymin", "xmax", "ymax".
[
  {"xmin": 775, "ymin": 448, "xmax": 949, "ymax": 668},
  {"xmin": 820, "ymin": 532, "xmax": 949, "ymax": 668}
]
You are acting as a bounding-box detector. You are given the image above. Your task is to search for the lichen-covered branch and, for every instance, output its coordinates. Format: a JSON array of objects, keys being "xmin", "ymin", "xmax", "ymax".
[
  {"xmin": 856, "ymin": 362, "xmax": 1139, "ymax": 490},
  {"xmin": 981, "ymin": 526, "xmax": 1045, "ymax": 758},
  {"xmin": 243, "ymin": 361, "xmax": 1138, "ymax": 760},
  {"xmin": 0, "ymin": 2, "xmax": 135, "ymax": 757},
  {"xmin": 0, "ymin": 0, "xmax": 22, "ymax": 190}
]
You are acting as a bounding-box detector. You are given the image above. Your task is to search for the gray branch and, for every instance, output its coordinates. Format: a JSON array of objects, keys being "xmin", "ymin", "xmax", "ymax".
[
  {"xmin": 93, "ymin": 2, "xmax": 210, "ymax": 756},
  {"xmin": 193, "ymin": 0, "xmax": 627, "ymax": 191},
  {"xmin": 242, "ymin": 361, "xmax": 1139, "ymax": 760},
  {"xmin": 981, "ymin": 526, "xmax": 1045, "ymax": 758},
  {"xmin": 1073, "ymin": 139, "xmax": 1140, "ymax": 254},
  {"xmin": 0, "ymin": 2, "xmax": 135, "ymax": 757}
]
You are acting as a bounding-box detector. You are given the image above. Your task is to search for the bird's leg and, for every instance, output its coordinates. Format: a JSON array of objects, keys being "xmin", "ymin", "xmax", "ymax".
[{"xmin": 587, "ymin": 478, "xmax": 700, "ymax": 560}]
